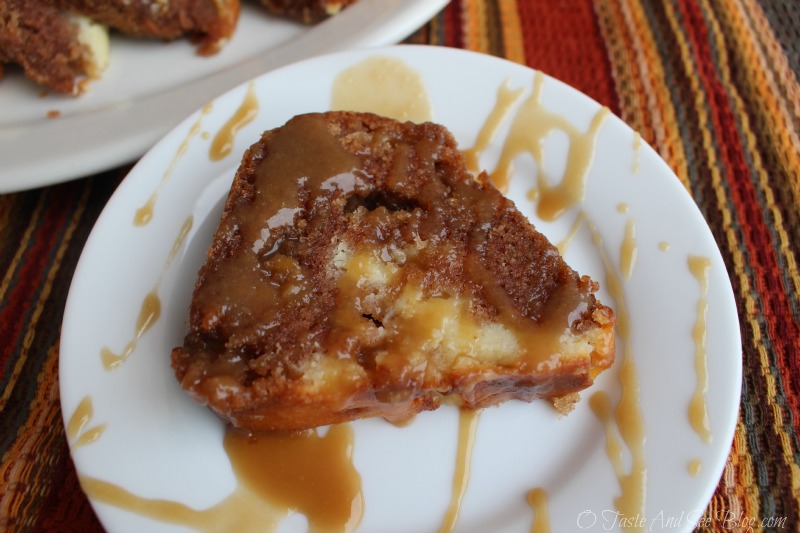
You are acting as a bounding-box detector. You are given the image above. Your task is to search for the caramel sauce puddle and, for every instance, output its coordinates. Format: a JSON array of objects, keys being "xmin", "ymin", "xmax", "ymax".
[{"xmin": 81, "ymin": 424, "xmax": 363, "ymax": 533}]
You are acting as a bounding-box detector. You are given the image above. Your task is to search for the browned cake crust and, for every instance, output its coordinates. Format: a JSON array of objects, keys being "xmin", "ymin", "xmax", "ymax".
[
  {"xmin": 0, "ymin": 0, "xmax": 98, "ymax": 94},
  {"xmin": 171, "ymin": 112, "xmax": 615, "ymax": 431},
  {"xmin": 258, "ymin": 0, "xmax": 356, "ymax": 22},
  {"xmin": 49, "ymin": 0, "xmax": 239, "ymax": 54}
]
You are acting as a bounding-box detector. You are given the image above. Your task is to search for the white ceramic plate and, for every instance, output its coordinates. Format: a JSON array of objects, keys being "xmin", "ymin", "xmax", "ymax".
[
  {"xmin": 60, "ymin": 46, "xmax": 741, "ymax": 533},
  {"xmin": 0, "ymin": 0, "xmax": 448, "ymax": 193}
]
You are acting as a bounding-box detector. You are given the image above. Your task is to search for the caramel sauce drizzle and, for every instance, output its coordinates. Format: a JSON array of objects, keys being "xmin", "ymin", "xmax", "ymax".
[
  {"xmin": 659, "ymin": 241, "xmax": 670, "ymax": 252},
  {"xmin": 688, "ymin": 255, "xmax": 712, "ymax": 444},
  {"xmin": 688, "ymin": 458, "xmax": 702, "ymax": 478},
  {"xmin": 439, "ymin": 408, "xmax": 481, "ymax": 533},
  {"xmin": 463, "ymin": 80, "xmax": 525, "ymax": 174},
  {"xmin": 209, "ymin": 82, "xmax": 260, "ymax": 161},
  {"xmin": 80, "ymin": 475, "xmax": 281, "ymax": 533},
  {"xmin": 589, "ymin": 222, "xmax": 647, "ymax": 532},
  {"xmin": 632, "ymin": 132, "xmax": 642, "ymax": 174},
  {"xmin": 589, "ymin": 391, "xmax": 625, "ymax": 478},
  {"xmin": 101, "ymin": 216, "xmax": 193, "ymax": 370},
  {"xmin": 100, "ymin": 290, "xmax": 161, "ymax": 370},
  {"xmin": 620, "ymin": 218, "xmax": 638, "ymax": 280},
  {"xmin": 556, "ymin": 213, "xmax": 585, "ymax": 255},
  {"xmin": 67, "ymin": 396, "xmax": 107, "ymax": 448},
  {"xmin": 490, "ymin": 72, "xmax": 609, "ymax": 221},
  {"xmin": 527, "ymin": 488, "xmax": 551, "ymax": 533},
  {"xmin": 81, "ymin": 424, "xmax": 362, "ymax": 533},
  {"xmin": 135, "ymin": 105, "xmax": 212, "ymax": 226},
  {"xmin": 331, "ymin": 56, "xmax": 433, "ymax": 123},
  {"xmin": 617, "ymin": 202, "xmax": 630, "ymax": 214}
]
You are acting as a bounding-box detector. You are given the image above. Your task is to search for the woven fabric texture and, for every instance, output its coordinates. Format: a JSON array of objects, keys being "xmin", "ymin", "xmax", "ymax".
[{"xmin": 1, "ymin": 0, "xmax": 798, "ymax": 531}]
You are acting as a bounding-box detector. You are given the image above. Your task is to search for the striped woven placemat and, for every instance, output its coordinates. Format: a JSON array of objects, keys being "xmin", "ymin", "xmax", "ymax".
[{"xmin": 1, "ymin": 1, "xmax": 798, "ymax": 531}]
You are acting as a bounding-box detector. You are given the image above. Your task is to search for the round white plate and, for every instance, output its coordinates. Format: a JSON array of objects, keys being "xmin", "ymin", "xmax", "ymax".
[
  {"xmin": 60, "ymin": 46, "xmax": 741, "ymax": 533},
  {"xmin": 0, "ymin": 0, "xmax": 448, "ymax": 193}
]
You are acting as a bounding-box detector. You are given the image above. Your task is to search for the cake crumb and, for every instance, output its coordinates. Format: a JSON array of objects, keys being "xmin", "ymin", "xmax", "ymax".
[
  {"xmin": 551, "ymin": 393, "xmax": 580, "ymax": 416},
  {"xmin": 47, "ymin": 110, "xmax": 61, "ymax": 119}
]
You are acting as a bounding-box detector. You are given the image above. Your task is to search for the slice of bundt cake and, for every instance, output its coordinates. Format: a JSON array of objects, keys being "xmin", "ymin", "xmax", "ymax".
[
  {"xmin": 48, "ymin": 0, "xmax": 239, "ymax": 55},
  {"xmin": 0, "ymin": 0, "xmax": 109, "ymax": 94},
  {"xmin": 257, "ymin": 0, "xmax": 356, "ymax": 23},
  {"xmin": 171, "ymin": 111, "xmax": 615, "ymax": 431}
]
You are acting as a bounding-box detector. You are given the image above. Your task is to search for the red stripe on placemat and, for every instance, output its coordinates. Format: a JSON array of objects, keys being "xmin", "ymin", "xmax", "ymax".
[
  {"xmin": 515, "ymin": 0, "xmax": 619, "ymax": 113},
  {"xmin": 0, "ymin": 191, "xmax": 72, "ymax": 387},
  {"xmin": 443, "ymin": 0, "xmax": 465, "ymax": 49},
  {"xmin": 32, "ymin": 439, "xmax": 105, "ymax": 533}
]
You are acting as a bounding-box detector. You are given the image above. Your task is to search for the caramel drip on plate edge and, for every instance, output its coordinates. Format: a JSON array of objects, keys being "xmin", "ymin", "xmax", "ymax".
[
  {"xmin": 134, "ymin": 104, "xmax": 212, "ymax": 226},
  {"xmin": 632, "ymin": 132, "xmax": 642, "ymax": 174},
  {"xmin": 67, "ymin": 396, "xmax": 107, "ymax": 448},
  {"xmin": 439, "ymin": 409, "xmax": 481, "ymax": 533},
  {"xmin": 101, "ymin": 216, "xmax": 193, "ymax": 370},
  {"xmin": 688, "ymin": 255, "xmax": 713, "ymax": 444},
  {"xmin": 463, "ymin": 80, "xmax": 525, "ymax": 173},
  {"xmin": 527, "ymin": 488, "xmax": 551, "ymax": 533},
  {"xmin": 210, "ymin": 82, "xmax": 259, "ymax": 161},
  {"xmin": 81, "ymin": 425, "xmax": 362, "ymax": 533}
]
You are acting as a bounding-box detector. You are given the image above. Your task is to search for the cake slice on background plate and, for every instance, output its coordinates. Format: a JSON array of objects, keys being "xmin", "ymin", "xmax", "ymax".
[
  {"xmin": 47, "ymin": 0, "xmax": 240, "ymax": 55},
  {"xmin": 258, "ymin": 0, "xmax": 357, "ymax": 23},
  {"xmin": 0, "ymin": 0, "xmax": 109, "ymax": 95}
]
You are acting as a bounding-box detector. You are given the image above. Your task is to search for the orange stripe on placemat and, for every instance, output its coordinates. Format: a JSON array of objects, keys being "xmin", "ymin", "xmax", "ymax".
[
  {"xmin": 593, "ymin": 1, "xmax": 638, "ymax": 121},
  {"xmin": 497, "ymin": 0, "xmax": 525, "ymax": 64},
  {"xmin": 621, "ymin": 0, "xmax": 692, "ymax": 186},
  {"xmin": 594, "ymin": 0, "xmax": 692, "ymax": 186},
  {"xmin": 461, "ymin": 0, "xmax": 490, "ymax": 54}
]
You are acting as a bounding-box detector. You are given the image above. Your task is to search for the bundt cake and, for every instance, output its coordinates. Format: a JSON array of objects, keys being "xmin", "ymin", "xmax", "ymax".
[
  {"xmin": 258, "ymin": 0, "xmax": 357, "ymax": 23},
  {"xmin": 171, "ymin": 111, "xmax": 616, "ymax": 431},
  {"xmin": 0, "ymin": 0, "xmax": 109, "ymax": 94},
  {"xmin": 0, "ymin": 0, "xmax": 356, "ymax": 93},
  {"xmin": 47, "ymin": 0, "xmax": 239, "ymax": 55}
]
